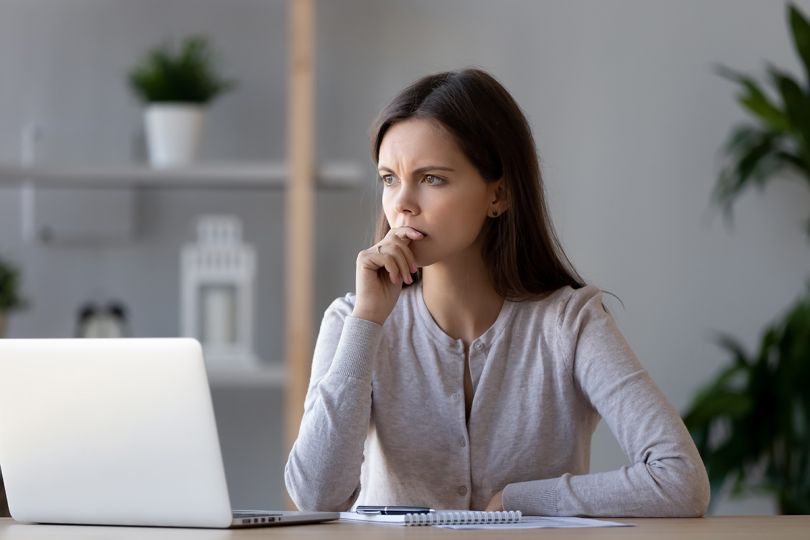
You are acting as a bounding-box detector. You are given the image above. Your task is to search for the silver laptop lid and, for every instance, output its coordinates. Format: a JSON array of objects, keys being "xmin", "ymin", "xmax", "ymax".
[{"xmin": 0, "ymin": 338, "xmax": 234, "ymax": 528}]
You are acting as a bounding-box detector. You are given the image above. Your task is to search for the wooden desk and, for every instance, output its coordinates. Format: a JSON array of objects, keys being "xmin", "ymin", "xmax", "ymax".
[{"xmin": 0, "ymin": 516, "xmax": 808, "ymax": 539}]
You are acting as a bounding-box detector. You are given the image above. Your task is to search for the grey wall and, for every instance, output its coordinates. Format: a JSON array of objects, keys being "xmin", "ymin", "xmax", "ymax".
[{"xmin": 2, "ymin": 0, "xmax": 810, "ymax": 514}]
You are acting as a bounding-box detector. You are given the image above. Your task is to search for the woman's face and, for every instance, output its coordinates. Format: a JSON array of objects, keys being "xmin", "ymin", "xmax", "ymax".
[{"xmin": 378, "ymin": 118, "xmax": 502, "ymax": 269}]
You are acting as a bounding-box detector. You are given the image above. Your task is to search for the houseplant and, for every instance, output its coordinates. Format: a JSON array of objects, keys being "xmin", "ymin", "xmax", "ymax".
[
  {"xmin": 682, "ymin": 2, "xmax": 810, "ymax": 514},
  {"xmin": 0, "ymin": 255, "xmax": 26, "ymax": 338},
  {"xmin": 128, "ymin": 35, "xmax": 235, "ymax": 167}
]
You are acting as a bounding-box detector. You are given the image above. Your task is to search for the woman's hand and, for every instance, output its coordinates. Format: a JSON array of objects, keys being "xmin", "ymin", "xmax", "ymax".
[
  {"xmin": 352, "ymin": 227, "xmax": 424, "ymax": 325},
  {"xmin": 485, "ymin": 490, "xmax": 504, "ymax": 512}
]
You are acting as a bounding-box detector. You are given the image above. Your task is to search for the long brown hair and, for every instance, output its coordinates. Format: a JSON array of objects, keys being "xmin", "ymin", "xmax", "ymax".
[{"xmin": 370, "ymin": 68, "xmax": 585, "ymax": 300}]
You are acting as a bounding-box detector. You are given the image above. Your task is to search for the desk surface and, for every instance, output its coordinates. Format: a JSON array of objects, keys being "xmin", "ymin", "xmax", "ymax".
[{"xmin": 1, "ymin": 516, "xmax": 809, "ymax": 539}]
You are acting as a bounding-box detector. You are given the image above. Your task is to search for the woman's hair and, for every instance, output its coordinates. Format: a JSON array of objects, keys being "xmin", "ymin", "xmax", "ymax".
[{"xmin": 370, "ymin": 68, "xmax": 585, "ymax": 300}]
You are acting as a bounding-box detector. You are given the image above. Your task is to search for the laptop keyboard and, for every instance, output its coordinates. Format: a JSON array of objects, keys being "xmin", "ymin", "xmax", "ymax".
[{"xmin": 233, "ymin": 510, "xmax": 283, "ymax": 517}]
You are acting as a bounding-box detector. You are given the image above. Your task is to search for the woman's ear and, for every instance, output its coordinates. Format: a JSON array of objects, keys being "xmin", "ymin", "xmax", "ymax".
[{"xmin": 488, "ymin": 179, "xmax": 509, "ymax": 217}]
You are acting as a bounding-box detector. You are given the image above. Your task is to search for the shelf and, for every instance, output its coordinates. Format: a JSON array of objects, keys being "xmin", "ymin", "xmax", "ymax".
[
  {"xmin": 207, "ymin": 362, "xmax": 286, "ymax": 388},
  {"xmin": 0, "ymin": 160, "xmax": 366, "ymax": 189}
]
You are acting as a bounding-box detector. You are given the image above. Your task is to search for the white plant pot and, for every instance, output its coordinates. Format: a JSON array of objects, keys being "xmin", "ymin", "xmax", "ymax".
[{"xmin": 144, "ymin": 104, "xmax": 206, "ymax": 167}]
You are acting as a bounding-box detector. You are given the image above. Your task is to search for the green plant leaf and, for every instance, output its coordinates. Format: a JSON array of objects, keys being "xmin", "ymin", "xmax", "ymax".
[
  {"xmin": 0, "ymin": 256, "xmax": 26, "ymax": 311},
  {"xmin": 703, "ymin": 419, "xmax": 756, "ymax": 491},
  {"xmin": 684, "ymin": 286, "xmax": 810, "ymax": 513},
  {"xmin": 774, "ymin": 149, "xmax": 810, "ymax": 177},
  {"xmin": 712, "ymin": 4, "xmax": 810, "ymax": 237},
  {"xmin": 716, "ymin": 64, "xmax": 791, "ymax": 132},
  {"xmin": 700, "ymin": 5, "xmax": 810, "ymax": 512},
  {"xmin": 683, "ymin": 338, "xmax": 752, "ymax": 432},
  {"xmin": 684, "ymin": 389, "xmax": 751, "ymax": 428},
  {"xmin": 789, "ymin": 3, "xmax": 810, "ymax": 88},
  {"xmin": 127, "ymin": 35, "xmax": 235, "ymax": 104},
  {"xmin": 767, "ymin": 64, "xmax": 810, "ymax": 154},
  {"xmin": 713, "ymin": 332, "xmax": 753, "ymax": 368},
  {"xmin": 714, "ymin": 127, "xmax": 784, "ymax": 210}
]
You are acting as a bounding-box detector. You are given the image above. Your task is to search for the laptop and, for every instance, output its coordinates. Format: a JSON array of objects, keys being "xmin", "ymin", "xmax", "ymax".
[{"xmin": 0, "ymin": 338, "xmax": 338, "ymax": 528}]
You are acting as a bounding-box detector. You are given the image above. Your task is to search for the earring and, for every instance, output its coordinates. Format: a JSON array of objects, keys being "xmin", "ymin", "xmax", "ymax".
[{"xmin": 490, "ymin": 209, "xmax": 499, "ymax": 218}]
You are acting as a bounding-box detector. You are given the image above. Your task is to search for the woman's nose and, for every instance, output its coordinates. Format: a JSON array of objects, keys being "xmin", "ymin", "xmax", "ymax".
[{"xmin": 394, "ymin": 184, "xmax": 419, "ymax": 215}]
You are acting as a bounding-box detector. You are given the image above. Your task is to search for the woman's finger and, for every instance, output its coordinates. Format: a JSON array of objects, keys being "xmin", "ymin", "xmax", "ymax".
[
  {"xmin": 388, "ymin": 227, "xmax": 424, "ymax": 242},
  {"xmin": 387, "ymin": 230, "xmax": 421, "ymax": 273},
  {"xmin": 382, "ymin": 257, "xmax": 400, "ymax": 284},
  {"xmin": 391, "ymin": 246, "xmax": 413, "ymax": 284},
  {"xmin": 401, "ymin": 243, "xmax": 418, "ymax": 274},
  {"xmin": 383, "ymin": 238, "xmax": 417, "ymax": 275},
  {"xmin": 377, "ymin": 244, "xmax": 412, "ymax": 284}
]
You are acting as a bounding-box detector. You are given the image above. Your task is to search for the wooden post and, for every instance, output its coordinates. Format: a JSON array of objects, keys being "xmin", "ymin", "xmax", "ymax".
[{"xmin": 285, "ymin": 0, "xmax": 315, "ymax": 482}]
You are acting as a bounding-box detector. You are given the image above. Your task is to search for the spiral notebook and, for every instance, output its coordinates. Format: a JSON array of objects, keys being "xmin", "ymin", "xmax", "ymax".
[{"xmin": 339, "ymin": 510, "xmax": 522, "ymax": 526}]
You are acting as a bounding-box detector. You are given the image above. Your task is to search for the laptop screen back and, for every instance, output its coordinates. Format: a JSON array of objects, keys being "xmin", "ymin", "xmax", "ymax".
[{"xmin": 0, "ymin": 338, "xmax": 234, "ymax": 528}]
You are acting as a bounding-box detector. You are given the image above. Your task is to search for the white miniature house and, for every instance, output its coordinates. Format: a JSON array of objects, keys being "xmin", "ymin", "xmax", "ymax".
[{"xmin": 181, "ymin": 215, "xmax": 258, "ymax": 370}]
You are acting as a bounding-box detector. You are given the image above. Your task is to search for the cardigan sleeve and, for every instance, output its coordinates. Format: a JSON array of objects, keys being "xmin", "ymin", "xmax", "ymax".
[
  {"xmin": 502, "ymin": 285, "xmax": 710, "ymax": 517},
  {"xmin": 284, "ymin": 294, "xmax": 383, "ymax": 511}
]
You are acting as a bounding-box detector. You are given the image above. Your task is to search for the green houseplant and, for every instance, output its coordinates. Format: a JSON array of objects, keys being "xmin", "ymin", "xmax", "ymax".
[
  {"xmin": 682, "ymin": 2, "xmax": 810, "ymax": 514},
  {"xmin": 128, "ymin": 35, "xmax": 235, "ymax": 167}
]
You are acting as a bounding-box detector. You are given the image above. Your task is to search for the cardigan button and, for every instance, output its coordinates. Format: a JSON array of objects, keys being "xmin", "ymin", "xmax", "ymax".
[{"xmin": 457, "ymin": 486, "xmax": 468, "ymax": 496}]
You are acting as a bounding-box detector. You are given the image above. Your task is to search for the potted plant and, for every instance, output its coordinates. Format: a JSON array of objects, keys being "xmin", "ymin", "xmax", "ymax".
[
  {"xmin": 128, "ymin": 35, "xmax": 235, "ymax": 167},
  {"xmin": 0, "ymin": 255, "xmax": 26, "ymax": 338},
  {"xmin": 683, "ymin": 2, "xmax": 810, "ymax": 514}
]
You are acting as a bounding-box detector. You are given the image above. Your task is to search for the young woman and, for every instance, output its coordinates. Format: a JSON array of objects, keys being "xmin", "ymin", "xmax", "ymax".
[{"xmin": 285, "ymin": 69, "xmax": 710, "ymax": 517}]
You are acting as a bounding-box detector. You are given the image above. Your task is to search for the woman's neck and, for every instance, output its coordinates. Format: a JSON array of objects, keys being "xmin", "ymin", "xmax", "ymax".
[{"xmin": 420, "ymin": 250, "xmax": 504, "ymax": 346}]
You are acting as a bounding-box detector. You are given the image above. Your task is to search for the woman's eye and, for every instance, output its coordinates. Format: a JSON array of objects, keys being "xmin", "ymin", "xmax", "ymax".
[
  {"xmin": 424, "ymin": 175, "xmax": 444, "ymax": 185},
  {"xmin": 380, "ymin": 174, "xmax": 396, "ymax": 186}
]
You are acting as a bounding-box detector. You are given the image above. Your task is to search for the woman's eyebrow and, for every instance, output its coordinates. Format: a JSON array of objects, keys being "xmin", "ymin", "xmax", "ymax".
[{"xmin": 377, "ymin": 165, "xmax": 456, "ymax": 174}]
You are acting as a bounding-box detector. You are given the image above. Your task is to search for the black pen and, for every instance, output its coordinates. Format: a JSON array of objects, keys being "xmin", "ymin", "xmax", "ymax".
[{"xmin": 356, "ymin": 505, "xmax": 433, "ymax": 515}]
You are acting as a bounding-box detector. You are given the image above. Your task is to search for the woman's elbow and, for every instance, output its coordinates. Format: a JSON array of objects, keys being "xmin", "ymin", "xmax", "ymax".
[
  {"xmin": 284, "ymin": 463, "xmax": 325, "ymax": 511},
  {"xmin": 678, "ymin": 470, "xmax": 710, "ymax": 517},
  {"xmin": 651, "ymin": 459, "xmax": 711, "ymax": 517},
  {"xmin": 670, "ymin": 484, "xmax": 710, "ymax": 517},
  {"xmin": 284, "ymin": 462, "xmax": 358, "ymax": 512}
]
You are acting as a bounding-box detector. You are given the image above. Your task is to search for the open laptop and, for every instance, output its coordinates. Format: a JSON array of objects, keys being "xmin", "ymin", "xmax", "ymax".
[{"xmin": 0, "ymin": 338, "xmax": 338, "ymax": 528}]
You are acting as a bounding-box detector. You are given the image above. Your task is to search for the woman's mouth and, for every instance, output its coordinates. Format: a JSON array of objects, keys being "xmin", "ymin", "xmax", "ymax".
[{"xmin": 399, "ymin": 225, "xmax": 427, "ymax": 237}]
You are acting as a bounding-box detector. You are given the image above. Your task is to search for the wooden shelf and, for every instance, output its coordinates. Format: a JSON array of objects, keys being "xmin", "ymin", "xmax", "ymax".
[
  {"xmin": 207, "ymin": 362, "xmax": 286, "ymax": 388},
  {"xmin": 0, "ymin": 160, "xmax": 365, "ymax": 189}
]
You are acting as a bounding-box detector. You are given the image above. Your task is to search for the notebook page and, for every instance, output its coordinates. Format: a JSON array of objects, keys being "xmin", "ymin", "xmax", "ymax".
[
  {"xmin": 439, "ymin": 515, "xmax": 630, "ymax": 529},
  {"xmin": 339, "ymin": 510, "xmax": 521, "ymax": 526}
]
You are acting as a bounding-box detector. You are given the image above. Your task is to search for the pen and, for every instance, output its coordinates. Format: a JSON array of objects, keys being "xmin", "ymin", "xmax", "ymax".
[{"xmin": 356, "ymin": 506, "xmax": 433, "ymax": 515}]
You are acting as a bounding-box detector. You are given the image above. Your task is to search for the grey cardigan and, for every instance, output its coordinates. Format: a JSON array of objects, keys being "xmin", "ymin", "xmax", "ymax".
[{"xmin": 284, "ymin": 283, "xmax": 710, "ymax": 517}]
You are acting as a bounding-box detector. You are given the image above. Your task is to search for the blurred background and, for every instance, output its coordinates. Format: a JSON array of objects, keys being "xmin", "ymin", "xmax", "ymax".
[{"xmin": 1, "ymin": 0, "xmax": 809, "ymax": 515}]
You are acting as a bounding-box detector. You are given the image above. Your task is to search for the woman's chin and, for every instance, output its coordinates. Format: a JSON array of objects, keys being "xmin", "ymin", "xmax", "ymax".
[{"xmin": 412, "ymin": 246, "xmax": 443, "ymax": 270}]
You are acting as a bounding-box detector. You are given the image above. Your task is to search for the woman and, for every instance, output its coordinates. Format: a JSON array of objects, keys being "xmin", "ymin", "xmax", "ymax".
[{"xmin": 285, "ymin": 68, "xmax": 709, "ymax": 517}]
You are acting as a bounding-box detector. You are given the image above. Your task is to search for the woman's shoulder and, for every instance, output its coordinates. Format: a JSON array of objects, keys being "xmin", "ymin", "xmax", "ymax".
[
  {"xmin": 543, "ymin": 284, "xmax": 619, "ymax": 352},
  {"xmin": 555, "ymin": 283, "xmax": 607, "ymax": 324},
  {"xmin": 508, "ymin": 285, "xmax": 612, "ymax": 363},
  {"xmin": 322, "ymin": 292, "xmax": 357, "ymax": 321},
  {"xmin": 512, "ymin": 284, "xmax": 606, "ymax": 327},
  {"xmin": 517, "ymin": 283, "xmax": 602, "ymax": 308},
  {"xmin": 558, "ymin": 283, "xmax": 605, "ymax": 310}
]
